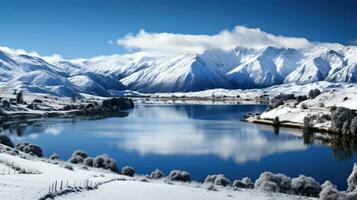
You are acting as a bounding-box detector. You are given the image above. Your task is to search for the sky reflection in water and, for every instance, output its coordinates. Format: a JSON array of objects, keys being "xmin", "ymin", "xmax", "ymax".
[{"xmin": 3, "ymin": 104, "xmax": 357, "ymax": 190}]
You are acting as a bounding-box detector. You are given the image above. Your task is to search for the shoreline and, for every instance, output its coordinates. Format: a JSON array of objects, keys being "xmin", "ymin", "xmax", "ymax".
[{"xmin": 242, "ymin": 115, "xmax": 338, "ymax": 134}]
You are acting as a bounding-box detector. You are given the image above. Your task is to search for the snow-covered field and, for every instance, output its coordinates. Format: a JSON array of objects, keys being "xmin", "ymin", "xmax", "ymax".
[
  {"xmin": 56, "ymin": 180, "xmax": 309, "ymax": 200},
  {"xmin": 0, "ymin": 145, "xmax": 315, "ymax": 200}
]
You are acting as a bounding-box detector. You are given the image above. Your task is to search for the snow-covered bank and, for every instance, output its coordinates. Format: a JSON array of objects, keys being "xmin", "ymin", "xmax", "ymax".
[
  {"xmin": 241, "ymin": 82, "xmax": 357, "ymax": 132},
  {"xmin": 0, "ymin": 143, "xmax": 318, "ymax": 200},
  {"xmin": 0, "ymin": 92, "xmax": 134, "ymax": 126},
  {"xmin": 56, "ymin": 180, "xmax": 310, "ymax": 200}
]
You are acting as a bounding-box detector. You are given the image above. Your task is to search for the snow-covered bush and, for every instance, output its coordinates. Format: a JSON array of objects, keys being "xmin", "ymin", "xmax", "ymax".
[
  {"xmin": 150, "ymin": 169, "xmax": 164, "ymax": 179},
  {"xmin": 121, "ymin": 166, "xmax": 135, "ymax": 177},
  {"xmin": 331, "ymin": 107, "xmax": 354, "ymax": 133},
  {"xmin": 296, "ymin": 95, "xmax": 308, "ymax": 102},
  {"xmin": 83, "ymin": 157, "xmax": 94, "ymax": 167},
  {"xmin": 233, "ymin": 177, "xmax": 254, "ymax": 189},
  {"xmin": 309, "ymin": 89, "xmax": 321, "ymax": 99},
  {"xmin": 291, "ymin": 175, "xmax": 321, "ymax": 197},
  {"xmin": 257, "ymin": 181, "xmax": 280, "ymax": 192},
  {"xmin": 93, "ymin": 154, "xmax": 118, "ymax": 172},
  {"xmin": 274, "ymin": 93, "xmax": 295, "ymax": 101},
  {"xmin": 204, "ymin": 174, "xmax": 231, "ymax": 187},
  {"xmin": 64, "ymin": 165, "xmax": 74, "ymax": 171},
  {"xmin": 254, "ymin": 172, "xmax": 291, "ymax": 193},
  {"xmin": 15, "ymin": 142, "xmax": 43, "ymax": 157},
  {"xmin": 49, "ymin": 153, "xmax": 60, "ymax": 160},
  {"xmin": 0, "ymin": 135, "xmax": 14, "ymax": 148},
  {"xmin": 319, "ymin": 186, "xmax": 347, "ymax": 200},
  {"xmin": 68, "ymin": 150, "xmax": 88, "ymax": 164},
  {"xmin": 303, "ymin": 116, "xmax": 313, "ymax": 133},
  {"xmin": 347, "ymin": 163, "xmax": 357, "ymax": 192},
  {"xmin": 273, "ymin": 117, "xmax": 280, "ymax": 127},
  {"xmin": 26, "ymin": 103, "xmax": 40, "ymax": 110},
  {"xmin": 16, "ymin": 91, "xmax": 24, "ymax": 104},
  {"xmin": 321, "ymin": 180, "xmax": 337, "ymax": 189},
  {"xmin": 2, "ymin": 100, "xmax": 10, "ymax": 109},
  {"xmin": 15, "ymin": 142, "xmax": 30, "ymax": 151},
  {"xmin": 270, "ymin": 99, "xmax": 284, "ymax": 109},
  {"xmin": 168, "ymin": 170, "xmax": 191, "ymax": 182},
  {"xmin": 101, "ymin": 97, "xmax": 134, "ymax": 111},
  {"xmin": 347, "ymin": 191, "xmax": 357, "ymax": 199}
]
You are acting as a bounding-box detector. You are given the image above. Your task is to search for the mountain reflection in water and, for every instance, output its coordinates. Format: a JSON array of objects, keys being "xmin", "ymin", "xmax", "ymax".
[{"xmin": 2, "ymin": 104, "xmax": 357, "ymax": 189}]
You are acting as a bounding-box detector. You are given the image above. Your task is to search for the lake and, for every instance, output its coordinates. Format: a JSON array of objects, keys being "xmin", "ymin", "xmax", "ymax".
[{"xmin": 3, "ymin": 103, "xmax": 357, "ymax": 190}]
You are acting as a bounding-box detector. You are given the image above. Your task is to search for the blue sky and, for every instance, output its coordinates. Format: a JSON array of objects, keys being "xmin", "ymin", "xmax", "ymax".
[{"xmin": 0, "ymin": 0, "xmax": 356, "ymax": 58}]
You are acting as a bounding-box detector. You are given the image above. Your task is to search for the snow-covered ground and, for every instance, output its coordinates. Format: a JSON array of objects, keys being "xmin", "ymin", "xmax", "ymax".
[
  {"xmin": 148, "ymin": 81, "xmax": 355, "ymax": 100},
  {"xmin": 57, "ymin": 180, "xmax": 310, "ymax": 200},
  {"xmin": 0, "ymin": 144, "xmax": 315, "ymax": 200}
]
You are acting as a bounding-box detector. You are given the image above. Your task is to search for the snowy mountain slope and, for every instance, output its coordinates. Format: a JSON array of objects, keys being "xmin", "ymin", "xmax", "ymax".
[
  {"xmin": 0, "ymin": 48, "xmax": 124, "ymax": 96},
  {"xmin": 120, "ymin": 53, "xmax": 232, "ymax": 92},
  {"xmin": 0, "ymin": 44, "xmax": 356, "ymax": 96},
  {"xmin": 227, "ymin": 47, "xmax": 302, "ymax": 88},
  {"xmin": 0, "ymin": 49, "xmax": 67, "ymax": 82},
  {"xmin": 68, "ymin": 75, "xmax": 111, "ymax": 96}
]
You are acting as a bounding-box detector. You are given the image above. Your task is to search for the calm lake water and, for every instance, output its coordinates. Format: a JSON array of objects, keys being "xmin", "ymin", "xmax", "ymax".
[{"xmin": 4, "ymin": 104, "xmax": 357, "ymax": 190}]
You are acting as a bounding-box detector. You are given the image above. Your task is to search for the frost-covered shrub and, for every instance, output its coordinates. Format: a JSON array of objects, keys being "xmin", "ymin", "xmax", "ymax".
[
  {"xmin": 254, "ymin": 172, "xmax": 291, "ymax": 193},
  {"xmin": 26, "ymin": 103, "xmax": 40, "ymax": 110},
  {"xmin": 150, "ymin": 169, "xmax": 164, "ymax": 179},
  {"xmin": 16, "ymin": 142, "xmax": 43, "ymax": 157},
  {"xmin": 121, "ymin": 166, "xmax": 135, "ymax": 177},
  {"xmin": 347, "ymin": 163, "xmax": 357, "ymax": 192},
  {"xmin": 68, "ymin": 150, "xmax": 88, "ymax": 164},
  {"xmin": 321, "ymin": 180, "xmax": 337, "ymax": 189},
  {"xmin": 93, "ymin": 154, "xmax": 118, "ymax": 172},
  {"xmin": 296, "ymin": 95, "xmax": 308, "ymax": 102},
  {"xmin": 204, "ymin": 174, "xmax": 231, "ymax": 187},
  {"xmin": 309, "ymin": 89, "xmax": 321, "ymax": 99},
  {"xmin": 319, "ymin": 186, "xmax": 347, "ymax": 200},
  {"xmin": 347, "ymin": 191, "xmax": 357, "ymax": 199},
  {"xmin": 331, "ymin": 107, "xmax": 354, "ymax": 133},
  {"xmin": 257, "ymin": 181, "xmax": 280, "ymax": 192},
  {"xmin": 0, "ymin": 135, "xmax": 14, "ymax": 148},
  {"xmin": 64, "ymin": 165, "xmax": 74, "ymax": 171},
  {"xmin": 16, "ymin": 91, "xmax": 24, "ymax": 104},
  {"xmin": 15, "ymin": 142, "xmax": 30, "ymax": 151},
  {"xmin": 233, "ymin": 177, "xmax": 254, "ymax": 189},
  {"xmin": 301, "ymin": 103, "xmax": 308, "ymax": 109},
  {"xmin": 83, "ymin": 157, "xmax": 94, "ymax": 167},
  {"xmin": 101, "ymin": 97, "xmax": 134, "ymax": 111},
  {"xmin": 273, "ymin": 117, "xmax": 280, "ymax": 127},
  {"xmin": 49, "ymin": 153, "xmax": 60, "ymax": 160},
  {"xmin": 274, "ymin": 93, "xmax": 295, "ymax": 101},
  {"xmin": 291, "ymin": 175, "xmax": 321, "ymax": 197},
  {"xmin": 270, "ymin": 99, "xmax": 284, "ymax": 109},
  {"xmin": 303, "ymin": 116, "xmax": 313, "ymax": 132},
  {"xmin": 168, "ymin": 170, "xmax": 191, "ymax": 182},
  {"xmin": 2, "ymin": 100, "xmax": 10, "ymax": 109},
  {"xmin": 23, "ymin": 144, "xmax": 43, "ymax": 157}
]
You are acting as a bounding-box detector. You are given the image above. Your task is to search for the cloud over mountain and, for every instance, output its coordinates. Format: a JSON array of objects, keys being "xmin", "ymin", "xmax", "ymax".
[{"xmin": 117, "ymin": 26, "xmax": 312, "ymax": 57}]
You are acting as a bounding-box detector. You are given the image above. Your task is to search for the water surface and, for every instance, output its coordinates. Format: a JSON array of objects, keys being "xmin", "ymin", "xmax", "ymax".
[{"xmin": 4, "ymin": 104, "xmax": 357, "ymax": 190}]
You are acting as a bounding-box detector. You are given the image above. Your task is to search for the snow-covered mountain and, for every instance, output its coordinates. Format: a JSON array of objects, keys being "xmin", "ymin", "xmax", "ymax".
[{"xmin": 0, "ymin": 44, "xmax": 356, "ymax": 96}]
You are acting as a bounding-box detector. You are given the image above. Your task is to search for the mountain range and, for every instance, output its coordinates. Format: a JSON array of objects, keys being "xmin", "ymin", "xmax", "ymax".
[{"xmin": 0, "ymin": 44, "xmax": 356, "ymax": 96}]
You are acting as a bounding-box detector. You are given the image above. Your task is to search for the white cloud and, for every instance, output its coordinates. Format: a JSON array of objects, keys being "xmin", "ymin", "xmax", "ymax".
[{"xmin": 117, "ymin": 25, "xmax": 313, "ymax": 57}]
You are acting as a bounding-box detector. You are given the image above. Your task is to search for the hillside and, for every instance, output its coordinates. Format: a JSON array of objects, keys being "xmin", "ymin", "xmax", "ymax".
[{"xmin": 0, "ymin": 44, "xmax": 356, "ymax": 96}]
